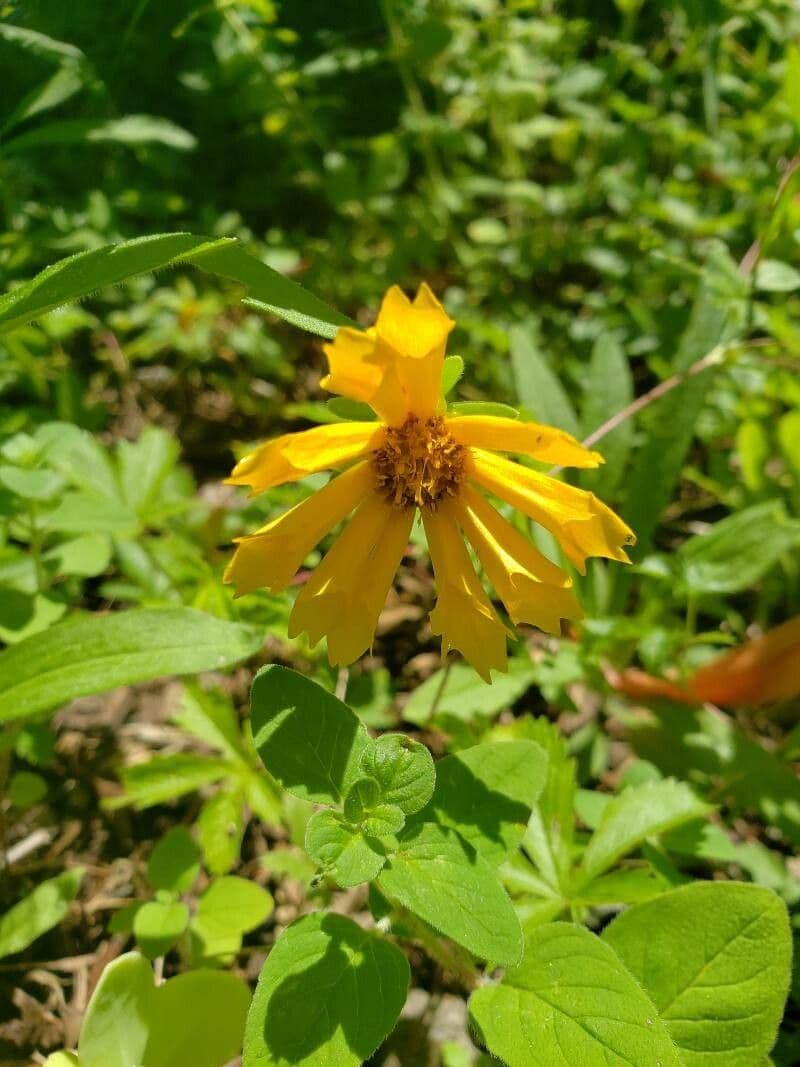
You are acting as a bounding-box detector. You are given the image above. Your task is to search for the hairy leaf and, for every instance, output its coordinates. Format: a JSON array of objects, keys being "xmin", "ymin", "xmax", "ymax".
[
  {"xmin": 604, "ymin": 882, "xmax": 792, "ymax": 1066},
  {"xmin": 470, "ymin": 923, "xmax": 681, "ymax": 1066}
]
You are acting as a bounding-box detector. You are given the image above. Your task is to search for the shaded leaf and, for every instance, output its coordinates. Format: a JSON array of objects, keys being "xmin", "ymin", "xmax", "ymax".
[
  {"xmin": 243, "ymin": 913, "xmax": 408, "ymax": 1067},
  {"xmin": 250, "ymin": 666, "xmax": 370, "ymax": 806},
  {"xmin": 378, "ymin": 822, "xmax": 523, "ymax": 964},
  {"xmin": 425, "ymin": 740, "xmax": 547, "ymax": 867}
]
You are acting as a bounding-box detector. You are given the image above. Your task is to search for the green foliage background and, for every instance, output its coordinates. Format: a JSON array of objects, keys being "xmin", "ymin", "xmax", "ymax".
[{"xmin": 0, "ymin": 1, "xmax": 799, "ymax": 1064}]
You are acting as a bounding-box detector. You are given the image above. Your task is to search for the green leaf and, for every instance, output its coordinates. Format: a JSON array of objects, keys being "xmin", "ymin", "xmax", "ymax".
[
  {"xmin": 447, "ymin": 400, "xmax": 520, "ymax": 419},
  {"xmin": 403, "ymin": 662, "xmax": 535, "ymax": 726},
  {"xmin": 425, "ymin": 741, "xmax": 547, "ymax": 867},
  {"xmin": 678, "ymin": 501, "xmax": 800, "ymax": 595},
  {"xmin": 8, "ymin": 769, "xmax": 48, "ymax": 809},
  {"xmin": 43, "ymin": 1053, "xmax": 82, "ymax": 1067},
  {"xmin": 173, "ymin": 683, "xmax": 248, "ymax": 762},
  {"xmin": 0, "ymin": 23, "xmax": 86, "ymax": 62},
  {"xmin": 78, "ymin": 952, "xmax": 250, "ymax": 1067},
  {"xmin": 0, "ymin": 235, "xmax": 227, "ymax": 336},
  {"xmin": 77, "ymin": 953, "xmax": 152, "ymax": 1067},
  {"xmin": 45, "ymin": 533, "xmax": 111, "ymax": 578},
  {"xmin": 362, "ymin": 804, "xmax": 406, "ymax": 839},
  {"xmin": 2, "ymin": 64, "xmax": 85, "ymax": 138},
  {"xmin": 579, "ymin": 778, "xmax": 710, "ymax": 882},
  {"xmin": 243, "ymin": 912, "xmax": 408, "ymax": 1067},
  {"xmin": 0, "ymin": 465, "xmax": 64, "ymax": 500},
  {"xmin": 197, "ymin": 876, "xmax": 274, "ymax": 936},
  {"xmin": 0, "ymin": 868, "xmax": 84, "ymax": 958},
  {"xmin": 250, "ymin": 665, "xmax": 370, "ymax": 805},
  {"xmin": 116, "ymin": 426, "xmax": 181, "ymax": 517},
  {"xmin": 0, "ymin": 115, "xmax": 198, "ymax": 155},
  {"xmin": 202, "ymin": 241, "xmax": 353, "ymax": 337},
  {"xmin": 441, "ymin": 354, "xmax": 464, "ymax": 395},
  {"xmin": 42, "ymin": 492, "xmax": 138, "ymax": 536},
  {"xmin": 378, "ymin": 822, "xmax": 523, "ymax": 964},
  {"xmin": 108, "ymin": 754, "xmax": 232, "ymax": 811},
  {"xmin": 326, "ymin": 397, "xmax": 376, "ymax": 421},
  {"xmin": 603, "ymin": 882, "xmax": 792, "ymax": 1066},
  {"xmin": 510, "ymin": 322, "xmax": 580, "ymax": 435},
  {"xmin": 305, "ymin": 810, "xmax": 387, "ymax": 888},
  {"xmin": 359, "ymin": 733, "xmax": 435, "ymax": 815},
  {"xmin": 580, "ymin": 334, "xmax": 634, "ymax": 495},
  {"xmin": 755, "ymin": 259, "xmax": 800, "ymax": 292},
  {"xmin": 133, "ymin": 900, "xmax": 189, "ymax": 959},
  {"xmin": 0, "ymin": 234, "xmax": 352, "ymax": 340},
  {"xmin": 0, "ymin": 608, "xmax": 262, "ymax": 723},
  {"xmin": 142, "ymin": 968, "xmax": 252, "ymax": 1067},
  {"xmin": 736, "ymin": 420, "xmax": 770, "ymax": 491},
  {"xmin": 342, "ymin": 776, "xmax": 382, "ymax": 821},
  {"xmin": 630, "ymin": 705, "xmax": 800, "ymax": 848},
  {"xmin": 37, "ymin": 422, "xmax": 119, "ymax": 499},
  {"xmin": 511, "ymin": 717, "xmax": 576, "ymax": 890},
  {"xmin": 778, "ymin": 409, "xmax": 800, "ymax": 476},
  {"xmin": 193, "ymin": 876, "xmax": 274, "ymax": 959},
  {"xmin": 197, "ymin": 790, "xmax": 245, "ymax": 874},
  {"xmin": 148, "ymin": 827, "xmax": 201, "ymax": 895},
  {"xmin": 623, "ymin": 247, "xmax": 743, "ymax": 555},
  {"xmin": 469, "ymin": 923, "xmax": 681, "ymax": 1067},
  {"xmin": 575, "ymin": 865, "xmax": 670, "ymax": 905}
]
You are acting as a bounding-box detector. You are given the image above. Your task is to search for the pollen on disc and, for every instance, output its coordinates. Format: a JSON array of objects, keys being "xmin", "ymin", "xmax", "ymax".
[{"xmin": 372, "ymin": 415, "xmax": 467, "ymax": 510}]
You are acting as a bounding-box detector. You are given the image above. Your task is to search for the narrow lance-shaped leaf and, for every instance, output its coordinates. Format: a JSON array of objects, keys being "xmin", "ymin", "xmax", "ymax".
[
  {"xmin": 0, "ymin": 868, "xmax": 84, "ymax": 958},
  {"xmin": 623, "ymin": 246, "xmax": 746, "ymax": 555},
  {"xmin": 510, "ymin": 321, "xmax": 580, "ymax": 435},
  {"xmin": 578, "ymin": 778, "xmax": 710, "ymax": 883},
  {"xmin": 580, "ymin": 333, "xmax": 634, "ymax": 496},
  {"xmin": 0, "ymin": 608, "xmax": 262, "ymax": 723},
  {"xmin": 0, "ymin": 233, "xmax": 354, "ymax": 339}
]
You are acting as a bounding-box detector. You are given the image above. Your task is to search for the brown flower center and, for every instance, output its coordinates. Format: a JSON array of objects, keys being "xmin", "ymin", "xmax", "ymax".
[{"xmin": 372, "ymin": 415, "xmax": 467, "ymax": 510}]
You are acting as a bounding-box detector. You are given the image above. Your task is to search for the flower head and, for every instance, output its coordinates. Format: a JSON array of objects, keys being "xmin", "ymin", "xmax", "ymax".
[{"xmin": 225, "ymin": 284, "xmax": 635, "ymax": 679}]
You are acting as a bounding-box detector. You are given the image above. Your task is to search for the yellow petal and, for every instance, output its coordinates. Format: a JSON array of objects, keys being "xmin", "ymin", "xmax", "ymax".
[
  {"xmin": 372, "ymin": 283, "xmax": 455, "ymax": 422},
  {"xmin": 320, "ymin": 325, "xmax": 385, "ymax": 406},
  {"xmin": 469, "ymin": 448, "xmax": 635, "ymax": 574},
  {"xmin": 288, "ymin": 492, "xmax": 413, "ymax": 666},
  {"xmin": 376, "ymin": 283, "xmax": 454, "ymax": 360},
  {"xmin": 455, "ymin": 485, "xmax": 582, "ymax": 634},
  {"xmin": 224, "ymin": 461, "xmax": 373, "ymax": 596},
  {"xmin": 226, "ymin": 421, "xmax": 383, "ymax": 494},
  {"xmin": 423, "ymin": 506, "xmax": 507, "ymax": 681},
  {"xmin": 446, "ymin": 415, "xmax": 603, "ymax": 469},
  {"xmin": 321, "ymin": 284, "xmax": 455, "ymax": 425}
]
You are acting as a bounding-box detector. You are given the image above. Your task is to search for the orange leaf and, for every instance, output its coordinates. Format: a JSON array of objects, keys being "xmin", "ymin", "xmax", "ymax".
[
  {"xmin": 605, "ymin": 666, "xmax": 694, "ymax": 705},
  {"xmin": 689, "ymin": 616, "xmax": 800, "ymax": 708}
]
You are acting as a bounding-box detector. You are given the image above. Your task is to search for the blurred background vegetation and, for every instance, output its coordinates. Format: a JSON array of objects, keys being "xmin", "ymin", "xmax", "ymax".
[{"xmin": 1, "ymin": 0, "xmax": 799, "ymax": 1063}]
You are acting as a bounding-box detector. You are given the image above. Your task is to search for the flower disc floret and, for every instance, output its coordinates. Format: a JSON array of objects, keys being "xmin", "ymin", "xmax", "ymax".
[{"xmin": 372, "ymin": 415, "xmax": 467, "ymax": 510}]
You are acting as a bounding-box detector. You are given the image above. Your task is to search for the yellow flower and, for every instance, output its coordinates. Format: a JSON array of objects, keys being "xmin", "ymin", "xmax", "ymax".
[{"xmin": 224, "ymin": 284, "xmax": 635, "ymax": 680}]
